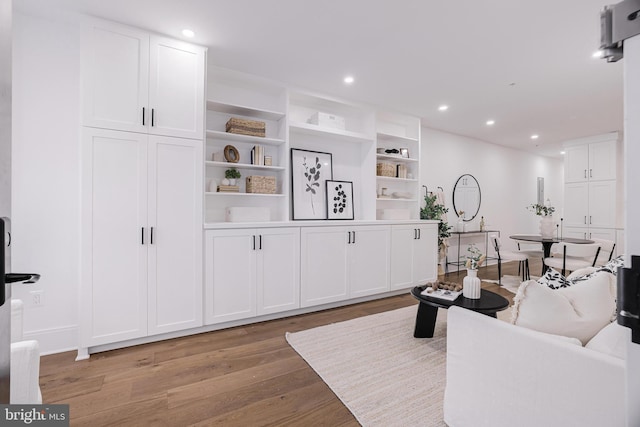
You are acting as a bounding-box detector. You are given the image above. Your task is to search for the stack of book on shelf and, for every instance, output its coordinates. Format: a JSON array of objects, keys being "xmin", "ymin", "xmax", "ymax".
[
  {"xmin": 217, "ymin": 185, "xmax": 239, "ymax": 193},
  {"xmin": 251, "ymin": 145, "xmax": 265, "ymax": 166},
  {"xmin": 397, "ymin": 164, "xmax": 407, "ymax": 179}
]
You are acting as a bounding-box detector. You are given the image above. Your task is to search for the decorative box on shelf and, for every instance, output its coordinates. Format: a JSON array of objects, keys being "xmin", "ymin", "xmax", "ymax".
[
  {"xmin": 308, "ymin": 112, "xmax": 345, "ymax": 130},
  {"xmin": 226, "ymin": 117, "xmax": 266, "ymax": 137},
  {"xmin": 246, "ymin": 176, "xmax": 276, "ymax": 194},
  {"xmin": 376, "ymin": 162, "xmax": 396, "ymax": 177}
]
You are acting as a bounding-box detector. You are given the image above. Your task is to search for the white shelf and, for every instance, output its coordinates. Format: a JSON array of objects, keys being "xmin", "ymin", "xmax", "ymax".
[
  {"xmin": 376, "ymin": 153, "xmax": 419, "ymax": 163},
  {"xmin": 377, "ymin": 132, "xmax": 419, "ymax": 143},
  {"xmin": 205, "ymin": 161, "xmax": 285, "ymax": 172},
  {"xmin": 289, "ymin": 121, "xmax": 372, "ymax": 143},
  {"xmin": 376, "ymin": 197, "xmax": 418, "ymax": 202},
  {"xmin": 206, "ymin": 100, "xmax": 285, "ymax": 121},
  {"xmin": 205, "ymin": 192, "xmax": 285, "ymax": 198},
  {"xmin": 376, "ymin": 176, "xmax": 418, "ymax": 182},
  {"xmin": 206, "ymin": 130, "xmax": 285, "ymax": 146}
]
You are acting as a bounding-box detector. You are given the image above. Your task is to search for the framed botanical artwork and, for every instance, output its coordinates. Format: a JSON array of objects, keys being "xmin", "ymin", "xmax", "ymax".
[
  {"xmin": 291, "ymin": 148, "xmax": 333, "ymax": 220},
  {"xmin": 326, "ymin": 180, "xmax": 354, "ymax": 220}
]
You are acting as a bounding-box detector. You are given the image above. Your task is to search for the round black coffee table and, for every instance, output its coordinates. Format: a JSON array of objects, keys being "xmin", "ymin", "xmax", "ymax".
[{"xmin": 410, "ymin": 286, "xmax": 509, "ymax": 338}]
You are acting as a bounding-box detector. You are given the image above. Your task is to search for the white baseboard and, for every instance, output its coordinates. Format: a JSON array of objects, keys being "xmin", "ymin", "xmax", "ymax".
[{"xmin": 23, "ymin": 324, "xmax": 77, "ymax": 356}]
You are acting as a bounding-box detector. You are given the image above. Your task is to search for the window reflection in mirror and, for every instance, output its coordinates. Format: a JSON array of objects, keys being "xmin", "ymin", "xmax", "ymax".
[{"xmin": 453, "ymin": 174, "xmax": 481, "ymax": 221}]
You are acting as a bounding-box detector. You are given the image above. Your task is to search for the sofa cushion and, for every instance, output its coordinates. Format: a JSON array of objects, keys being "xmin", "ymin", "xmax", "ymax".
[
  {"xmin": 511, "ymin": 272, "xmax": 616, "ymax": 344},
  {"xmin": 585, "ymin": 321, "xmax": 628, "ymax": 360}
]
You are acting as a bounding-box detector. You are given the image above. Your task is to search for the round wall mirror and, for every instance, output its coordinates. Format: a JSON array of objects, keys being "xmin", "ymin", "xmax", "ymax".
[{"xmin": 452, "ymin": 174, "xmax": 481, "ymax": 221}]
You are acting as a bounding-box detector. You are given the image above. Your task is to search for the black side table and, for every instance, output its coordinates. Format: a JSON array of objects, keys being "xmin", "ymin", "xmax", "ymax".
[{"xmin": 410, "ymin": 286, "xmax": 509, "ymax": 338}]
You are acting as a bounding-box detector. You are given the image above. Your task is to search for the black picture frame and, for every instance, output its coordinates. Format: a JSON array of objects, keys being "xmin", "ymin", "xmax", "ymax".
[
  {"xmin": 326, "ymin": 180, "xmax": 354, "ymax": 220},
  {"xmin": 291, "ymin": 148, "xmax": 333, "ymax": 220}
]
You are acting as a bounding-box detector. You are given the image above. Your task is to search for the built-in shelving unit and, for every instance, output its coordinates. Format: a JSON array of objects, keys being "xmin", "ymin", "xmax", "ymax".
[{"xmin": 375, "ymin": 112, "xmax": 421, "ymax": 220}]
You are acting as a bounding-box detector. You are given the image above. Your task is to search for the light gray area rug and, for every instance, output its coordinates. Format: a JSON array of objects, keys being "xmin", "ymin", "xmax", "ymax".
[
  {"xmin": 286, "ymin": 305, "xmax": 511, "ymax": 426},
  {"xmin": 483, "ymin": 274, "xmax": 538, "ymax": 293}
]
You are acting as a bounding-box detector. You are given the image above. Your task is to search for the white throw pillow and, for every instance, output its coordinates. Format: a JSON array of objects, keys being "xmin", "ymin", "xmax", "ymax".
[
  {"xmin": 586, "ymin": 321, "xmax": 628, "ymax": 360},
  {"xmin": 511, "ymin": 272, "xmax": 616, "ymax": 344}
]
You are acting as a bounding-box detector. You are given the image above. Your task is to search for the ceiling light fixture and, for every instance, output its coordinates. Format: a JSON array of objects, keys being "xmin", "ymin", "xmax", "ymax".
[
  {"xmin": 438, "ymin": 105, "xmax": 449, "ymax": 111},
  {"xmin": 486, "ymin": 120, "xmax": 495, "ymax": 126},
  {"xmin": 343, "ymin": 76, "xmax": 354, "ymax": 84},
  {"xmin": 560, "ymin": 151, "xmax": 566, "ymax": 155},
  {"xmin": 182, "ymin": 29, "xmax": 195, "ymax": 38},
  {"xmin": 592, "ymin": 50, "xmax": 604, "ymax": 58},
  {"xmin": 531, "ymin": 134, "xmax": 539, "ymax": 140}
]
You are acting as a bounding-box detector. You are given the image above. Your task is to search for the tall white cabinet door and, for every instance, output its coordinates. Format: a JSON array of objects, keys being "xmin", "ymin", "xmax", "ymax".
[
  {"xmin": 256, "ymin": 228, "xmax": 300, "ymax": 315},
  {"xmin": 82, "ymin": 21, "xmax": 149, "ymax": 133},
  {"xmin": 205, "ymin": 230, "xmax": 257, "ymax": 324},
  {"xmin": 350, "ymin": 226, "xmax": 390, "ymax": 297},
  {"xmin": 413, "ymin": 225, "xmax": 438, "ymax": 285},
  {"xmin": 300, "ymin": 227, "xmax": 349, "ymax": 307},
  {"xmin": 80, "ymin": 128, "xmax": 148, "ymax": 347},
  {"xmin": 390, "ymin": 225, "xmax": 416, "ymax": 290},
  {"xmin": 564, "ymin": 145, "xmax": 589, "ymax": 183},
  {"xmin": 589, "ymin": 141, "xmax": 617, "ymax": 181},
  {"xmin": 147, "ymin": 136, "xmax": 203, "ymax": 335},
  {"xmin": 149, "ymin": 36, "xmax": 205, "ymax": 139},
  {"xmin": 563, "ymin": 182, "xmax": 589, "ymax": 227},
  {"xmin": 588, "ymin": 180, "xmax": 616, "ymax": 228}
]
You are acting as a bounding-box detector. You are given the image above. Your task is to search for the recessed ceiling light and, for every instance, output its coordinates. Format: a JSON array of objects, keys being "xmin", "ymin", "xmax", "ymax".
[
  {"xmin": 592, "ymin": 50, "xmax": 604, "ymax": 58},
  {"xmin": 531, "ymin": 134, "xmax": 539, "ymax": 140},
  {"xmin": 182, "ymin": 29, "xmax": 195, "ymax": 38},
  {"xmin": 343, "ymin": 76, "xmax": 354, "ymax": 84},
  {"xmin": 486, "ymin": 120, "xmax": 495, "ymax": 126},
  {"xmin": 438, "ymin": 105, "xmax": 449, "ymax": 111},
  {"xmin": 560, "ymin": 151, "xmax": 566, "ymax": 155}
]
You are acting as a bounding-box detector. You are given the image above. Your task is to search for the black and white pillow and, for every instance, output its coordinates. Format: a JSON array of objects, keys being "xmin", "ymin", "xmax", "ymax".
[
  {"xmin": 598, "ymin": 255, "xmax": 624, "ymax": 276},
  {"xmin": 537, "ymin": 256, "xmax": 624, "ymax": 290}
]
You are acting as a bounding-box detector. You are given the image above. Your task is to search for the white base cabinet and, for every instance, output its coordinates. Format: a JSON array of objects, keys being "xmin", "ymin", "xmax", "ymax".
[
  {"xmin": 390, "ymin": 224, "xmax": 438, "ymax": 289},
  {"xmin": 204, "ymin": 227, "xmax": 300, "ymax": 324},
  {"xmin": 300, "ymin": 225, "xmax": 391, "ymax": 308},
  {"xmin": 81, "ymin": 128, "xmax": 203, "ymax": 347}
]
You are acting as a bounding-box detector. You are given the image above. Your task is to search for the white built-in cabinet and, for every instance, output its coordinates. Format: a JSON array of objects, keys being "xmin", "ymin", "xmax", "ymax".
[
  {"xmin": 82, "ymin": 19, "xmax": 205, "ymax": 140},
  {"xmin": 80, "ymin": 128, "xmax": 203, "ymax": 347},
  {"xmin": 204, "ymin": 227, "xmax": 300, "ymax": 324},
  {"xmin": 300, "ymin": 225, "xmax": 390, "ymax": 307},
  {"xmin": 563, "ymin": 134, "xmax": 620, "ymax": 244},
  {"xmin": 390, "ymin": 224, "xmax": 438, "ymax": 289}
]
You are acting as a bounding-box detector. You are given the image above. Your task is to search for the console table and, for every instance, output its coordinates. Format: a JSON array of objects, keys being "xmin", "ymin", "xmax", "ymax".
[{"xmin": 445, "ymin": 230, "xmax": 500, "ymax": 273}]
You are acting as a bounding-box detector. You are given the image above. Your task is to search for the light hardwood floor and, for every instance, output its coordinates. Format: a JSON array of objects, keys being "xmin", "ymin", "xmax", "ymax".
[{"xmin": 39, "ymin": 259, "xmax": 537, "ymax": 426}]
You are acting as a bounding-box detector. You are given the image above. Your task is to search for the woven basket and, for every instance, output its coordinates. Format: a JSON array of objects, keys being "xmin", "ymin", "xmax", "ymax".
[
  {"xmin": 246, "ymin": 176, "xmax": 276, "ymax": 194},
  {"xmin": 376, "ymin": 162, "xmax": 396, "ymax": 177},
  {"xmin": 226, "ymin": 117, "xmax": 266, "ymax": 137}
]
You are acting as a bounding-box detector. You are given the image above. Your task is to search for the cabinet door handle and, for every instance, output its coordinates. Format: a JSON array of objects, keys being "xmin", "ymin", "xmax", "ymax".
[
  {"xmin": 590, "ymin": 169, "xmax": 593, "ymax": 178},
  {"xmin": 142, "ymin": 107, "xmax": 146, "ymax": 126},
  {"xmin": 347, "ymin": 231, "xmax": 351, "ymax": 244},
  {"xmin": 418, "ymin": 229, "xmax": 421, "ymax": 239},
  {"xmin": 584, "ymin": 169, "xmax": 587, "ymax": 179},
  {"xmin": 352, "ymin": 231, "xmax": 356, "ymax": 244},
  {"xmin": 150, "ymin": 227, "xmax": 154, "ymax": 244},
  {"xmin": 259, "ymin": 235, "xmax": 262, "ymax": 250},
  {"xmin": 151, "ymin": 108, "xmax": 155, "ymax": 127},
  {"xmin": 589, "ymin": 216, "xmax": 592, "ymax": 225},
  {"xmin": 141, "ymin": 227, "xmax": 145, "ymax": 245},
  {"xmin": 252, "ymin": 235, "xmax": 256, "ymax": 250},
  {"xmin": 584, "ymin": 216, "xmax": 587, "ymax": 224}
]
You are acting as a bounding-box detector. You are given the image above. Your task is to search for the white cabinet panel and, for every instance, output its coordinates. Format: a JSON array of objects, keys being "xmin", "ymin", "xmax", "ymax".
[
  {"xmin": 588, "ymin": 180, "xmax": 616, "ymax": 228},
  {"xmin": 300, "ymin": 227, "xmax": 349, "ymax": 307},
  {"xmin": 589, "ymin": 141, "xmax": 617, "ymax": 181},
  {"xmin": 564, "ymin": 145, "xmax": 589, "ymax": 183},
  {"xmin": 350, "ymin": 226, "xmax": 390, "ymax": 298},
  {"xmin": 82, "ymin": 22, "xmax": 149, "ymax": 133},
  {"xmin": 390, "ymin": 224, "xmax": 438, "ymax": 290},
  {"xmin": 149, "ymin": 36, "xmax": 205, "ymax": 139},
  {"xmin": 81, "ymin": 128, "xmax": 148, "ymax": 346},
  {"xmin": 257, "ymin": 228, "xmax": 300, "ymax": 315},
  {"xmin": 563, "ymin": 182, "xmax": 589, "ymax": 227},
  {"xmin": 414, "ymin": 225, "xmax": 438, "ymax": 284},
  {"xmin": 148, "ymin": 137, "xmax": 203, "ymax": 334}
]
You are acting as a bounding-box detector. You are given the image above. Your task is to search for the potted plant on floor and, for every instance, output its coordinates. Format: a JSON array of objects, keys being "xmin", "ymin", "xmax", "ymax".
[{"xmin": 420, "ymin": 192, "xmax": 451, "ymax": 273}]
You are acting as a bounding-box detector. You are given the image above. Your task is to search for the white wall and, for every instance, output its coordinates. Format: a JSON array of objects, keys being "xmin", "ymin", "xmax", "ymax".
[
  {"xmin": 420, "ymin": 127, "xmax": 564, "ymax": 262},
  {"xmin": 11, "ymin": 12, "xmax": 80, "ymax": 353}
]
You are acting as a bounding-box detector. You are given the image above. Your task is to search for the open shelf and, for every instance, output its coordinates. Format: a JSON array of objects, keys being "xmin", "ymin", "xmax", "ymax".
[
  {"xmin": 376, "ymin": 197, "xmax": 418, "ymax": 202},
  {"xmin": 205, "ymin": 161, "xmax": 285, "ymax": 172},
  {"xmin": 289, "ymin": 121, "xmax": 372, "ymax": 143},
  {"xmin": 205, "ymin": 130, "xmax": 285, "ymax": 146},
  {"xmin": 376, "ymin": 153, "xmax": 419, "ymax": 163},
  {"xmin": 376, "ymin": 132, "xmax": 419, "ymax": 143},
  {"xmin": 376, "ymin": 176, "xmax": 418, "ymax": 182},
  {"xmin": 205, "ymin": 192, "xmax": 285, "ymax": 198},
  {"xmin": 206, "ymin": 100, "xmax": 285, "ymax": 121}
]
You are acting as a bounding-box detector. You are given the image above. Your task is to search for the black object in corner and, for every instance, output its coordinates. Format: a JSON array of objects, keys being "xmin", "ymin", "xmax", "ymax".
[{"xmin": 617, "ymin": 255, "xmax": 640, "ymax": 344}]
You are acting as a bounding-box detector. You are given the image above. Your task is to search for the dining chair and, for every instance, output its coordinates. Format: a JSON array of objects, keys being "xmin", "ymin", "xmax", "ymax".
[
  {"xmin": 515, "ymin": 239, "xmax": 544, "ymax": 276},
  {"xmin": 543, "ymin": 242, "xmax": 601, "ymax": 276},
  {"xmin": 590, "ymin": 238, "xmax": 616, "ymax": 267},
  {"xmin": 492, "ymin": 236, "xmax": 530, "ymax": 286}
]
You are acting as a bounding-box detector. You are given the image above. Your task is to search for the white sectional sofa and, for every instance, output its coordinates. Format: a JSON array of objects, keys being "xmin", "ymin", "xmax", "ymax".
[
  {"xmin": 10, "ymin": 299, "xmax": 42, "ymax": 404},
  {"xmin": 443, "ymin": 306, "xmax": 626, "ymax": 427}
]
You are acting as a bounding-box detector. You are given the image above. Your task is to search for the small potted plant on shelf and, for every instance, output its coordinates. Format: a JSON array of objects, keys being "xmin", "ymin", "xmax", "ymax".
[{"xmin": 224, "ymin": 168, "xmax": 241, "ymax": 186}]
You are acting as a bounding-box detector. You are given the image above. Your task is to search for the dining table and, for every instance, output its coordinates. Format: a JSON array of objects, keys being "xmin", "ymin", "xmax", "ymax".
[{"xmin": 509, "ymin": 234, "xmax": 594, "ymax": 274}]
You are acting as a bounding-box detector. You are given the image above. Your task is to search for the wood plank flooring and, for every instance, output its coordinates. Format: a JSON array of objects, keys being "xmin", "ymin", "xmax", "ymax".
[{"xmin": 39, "ymin": 259, "xmax": 536, "ymax": 426}]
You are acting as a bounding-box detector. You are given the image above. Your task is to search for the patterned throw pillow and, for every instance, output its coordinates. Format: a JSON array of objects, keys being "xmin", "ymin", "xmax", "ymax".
[{"xmin": 537, "ymin": 256, "xmax": 624, "ymax": 290}]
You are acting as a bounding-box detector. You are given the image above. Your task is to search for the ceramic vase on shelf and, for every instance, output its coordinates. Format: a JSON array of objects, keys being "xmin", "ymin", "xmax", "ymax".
[
  {"xmin": 539, "ymin": 215, "xmax": 555, "ymax": 239},
  {"xmin": 463, "ymin": 269, "xmax": 481, "ymax": 299}
]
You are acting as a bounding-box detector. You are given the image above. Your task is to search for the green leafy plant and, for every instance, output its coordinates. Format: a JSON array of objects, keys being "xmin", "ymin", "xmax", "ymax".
[
  {"xmin": 420, "ymin": 193, "xmax": 451, "ymax": 247},
  {"xmin": 225, "ymin": 168, "xmax": 241, "ymax": 179},
  {"xmin": 463, "ymin": 243, "xmax": 486, "ymax": 270},
  {"xmin": 527, "ymin": 203, "xmax": 555, "ymax": 217}
]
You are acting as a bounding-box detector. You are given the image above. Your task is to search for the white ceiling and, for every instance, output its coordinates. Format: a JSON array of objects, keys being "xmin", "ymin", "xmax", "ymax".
[{"xmin": 18, "ymin": 0, "xmax": 624, "ymax": 158}]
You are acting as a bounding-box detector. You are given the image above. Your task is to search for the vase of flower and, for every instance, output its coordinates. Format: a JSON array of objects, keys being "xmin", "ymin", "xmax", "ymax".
[
  {"xmin": 539, "ymin": 215, "xmax": 555, "ymax": 238},
  {"xmin": 463, "ymin": 269, "xmax": 481, "ymax": 299}
]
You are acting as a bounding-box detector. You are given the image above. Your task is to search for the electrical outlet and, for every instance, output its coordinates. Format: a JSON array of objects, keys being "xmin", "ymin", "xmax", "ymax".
[{"xmin": 30, "ymin": 290, "xmax": 43, "ymax": 307}]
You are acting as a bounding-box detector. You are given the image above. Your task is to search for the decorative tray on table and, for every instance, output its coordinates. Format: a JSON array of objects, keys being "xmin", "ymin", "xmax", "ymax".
[{"xmin": 420, "ymin": 281, "xmax": 463, "ymax": 301}]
